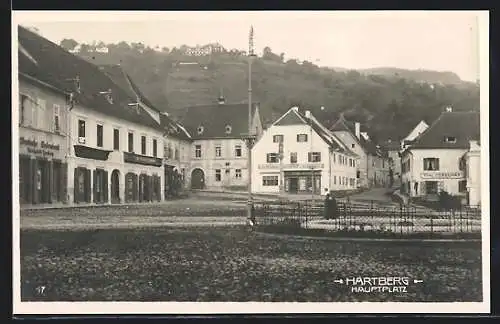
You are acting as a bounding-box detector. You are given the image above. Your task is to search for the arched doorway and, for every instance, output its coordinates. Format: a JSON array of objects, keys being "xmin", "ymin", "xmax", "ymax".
[
  {"xmin": 111, "ymin": 169, "xmax": 120, "ymax": 203},
  {"xmin": 191, "ymin": 168, "xmax": 205, "ymax": 189}
]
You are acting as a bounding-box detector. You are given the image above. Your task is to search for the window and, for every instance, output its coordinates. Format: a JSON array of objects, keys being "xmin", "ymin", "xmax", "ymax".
[
  {"xmin": 36, "ymin": 98, "xmax": 46, "ymax": 129},
  {"xmin": 425, "ymin": 181, "xmax": 439, "ymax": 194},
  {"xmin": 350, "ymin": 179, "xmax": 355, "ymax": 187},
  {"xmin": 235, "ymin": 145, "xmax": 242, "ymax": 157},
  {"xmin": 308, "ymin": 152, "xmax": 321, "ymax": 162},
  {"xmin": 167, "ymin": 143, "xmax": 172, "ymax": 159},
  {"xmin": 153, "ymin": 139, "xmax": 158, "ymax": 157},
  {"xmin": 195, "ymin": 145, "xmax": 202, "ymax": 158},
  {"xmin": 96, "ymin": 124, "xmax": 103, "ymax": 147},
  {"xmin": 290, "ymin": 152, "xmax": 297, "ymax": 163},
  {"xmin": 197, "ymin": 126, "xmax": 204, "ymax": 135},
  {"xmin": 53, "ymin": 104, "xmax": 60, "ymax": 133},
  {"xmin": 459, "ymin": 156, "xmax": 466, "ymax": 171},
  {"xmin": 266, "ymin": 153, "xmax": 279, "ymax": 163},
  {"xmin": 333, "ymin": 176, "xmax": 336, "ymax": 185},
  {"xmin": 113, "ymin": 129, "xmax": 120, "ymax": 150},
  {"xmin": 19, "ymin": 94, "xmax": 27, "ymax": 125},
  {"xmin": 351, "ymin": 143, "xmax": 355, "ymax": 149},
  {"xmin": 262, "ymin": 176, "xmax": 279, "ymax": 186},
  {"xmin": 215, "ymin": 145, "xmax": 222, "ymax": 157},
  {"xmin": 273, "ymin": 135, "xmax": 284, "ymax": 143},
  {"xmin": 356, "ymin": 171, "xmax": 360, "ymax": 179},
  {"xmin": 297, "ymin": 134, "xmax": 308, "ymax": 142},
  {"xmin": 444, "ymin": 136, "xmax": 457, "ymax": 143},
  {"xmin": 215, "ymin": 169, "xmax": 221, "ymax": 182},
  {"xmin": 174, "ymin": 148, "xmax": 179, "ymax": 160},
  {"xmin": 333, "ymin": 154, "xmax": 336, "ymax": 163},
  {"xmin": 459, "ymin": 180, "xmax": 467, "ymax": 193},
  {"xmin": 78, "ymin": 119, "xmax": 86, "ymax": 138},
  {"xmin": 235, "ymin": 169, "xmax": 242, "ymax": 178},
  {"xmin": 423, "ymin": 158, "xmax": 440, "ymax": 171},
  {"xmin": 128, "ymin": 132, "xmax": 134, "ymax": 153},
  {"xmin": 141, "ymin": 136, "xmax": 146, "ymax": 155}
]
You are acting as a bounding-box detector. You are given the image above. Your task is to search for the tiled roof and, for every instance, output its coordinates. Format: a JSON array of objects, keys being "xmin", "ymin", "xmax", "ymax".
[
  {"xmin": 174, "ymin": 102, "xmax": 260, "ymax": 140},
  {"xmin": 409, "ymin": 111, "xmax": 480, "ymax": 149},
  {"xmin": 329, "ymin": 115, "xmax": 382, "ymax": 156},
  {"xmin": 160, "ymin": 113, "xmax": 192, "ymax": 142},
  {"xmin": 17, "ymin": 26, "xmax": 162, "ymax": 131},
  {"xmin": 98, "ymin": 64, "xmax": 159, "ymax": 112}
]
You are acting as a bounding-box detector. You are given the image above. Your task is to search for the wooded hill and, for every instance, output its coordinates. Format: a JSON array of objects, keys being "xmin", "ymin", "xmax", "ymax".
[{"xmin": 61, "ymin": 39, "xmax": 480, "ymax": 142}]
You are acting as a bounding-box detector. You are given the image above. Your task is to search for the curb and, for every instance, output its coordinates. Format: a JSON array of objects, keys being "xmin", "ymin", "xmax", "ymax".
[{"xmin": 254, "ymin": 231, "xmax": 482, "ymax": 243}]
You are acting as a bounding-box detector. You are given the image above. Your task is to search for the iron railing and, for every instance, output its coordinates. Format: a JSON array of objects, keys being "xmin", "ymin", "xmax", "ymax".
[{"xmin": 253, "ymin": 200, "xmax": 482, "ymax": 235}]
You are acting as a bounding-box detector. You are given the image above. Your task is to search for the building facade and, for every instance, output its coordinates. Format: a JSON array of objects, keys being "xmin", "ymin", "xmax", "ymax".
[
  {"xmin": 400, "ymin": 110, "xmax": 480, "ymax": 206},
  {"xmin": 329, "ymin": 116, "xmax": 391, "ymax": 188},
  {"xmin": 401, "ymin": 120, "xmax": 429, "ymax": 150},
  {"xmin": 465, "ymin": 140, "xmax": 481, "ymax": 206},
  {"xmin": 251, "ymin": 107, "xmax": 359, "ymax": 195},
  {"xmin": 18, "ymin": 74, "xmax": 69, "ymax": 205},
  {"xmin": 19, "ymin": 26, "xmax": 165, "ymax": 206},
  {"xmin": 174, "ymin": 98, "xmax": 263, "ymax": 191}
]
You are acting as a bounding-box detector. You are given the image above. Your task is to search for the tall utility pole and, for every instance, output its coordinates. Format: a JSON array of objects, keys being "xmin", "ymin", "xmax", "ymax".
[{"xmin": 245, "ymin": 25, "xmax": 257, "ymax": 223}]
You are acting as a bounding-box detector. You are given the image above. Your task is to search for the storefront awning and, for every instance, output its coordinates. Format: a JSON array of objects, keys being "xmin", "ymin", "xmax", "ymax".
[{"xmin": 74, "ymin": 145, "xmax": 112, "ymax": 161}]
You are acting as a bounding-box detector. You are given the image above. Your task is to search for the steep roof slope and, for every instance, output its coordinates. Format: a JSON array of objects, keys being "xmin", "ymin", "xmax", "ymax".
[
  {"xmin": 175, "ymin": 102, "xmax": 259, "ymax": 140},
  {"xmin": 17, "ymin": 25, "xmax": 162, "ymax": 131},
  {"xmin": 409, "ymin": 111, "xmax": 480, "ymax": 149}
]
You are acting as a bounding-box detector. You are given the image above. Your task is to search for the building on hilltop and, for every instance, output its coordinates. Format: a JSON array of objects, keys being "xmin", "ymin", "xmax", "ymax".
[
  {"xmin": 174, "ymin": 96, "xmax": 263, "ymax": 191},
  {"xmin": 251, "ymin": 107, "xmax": 359, "ymax": 195},
  {"xmin": 329, "ymin": 115, "xmax": 391, "ymax": 188},
  {"xmin": 18, "ymin": 38, "xmax": 70, "ymax": 205},
  {"xmin": 400, "ymin": 109, "xmax": 481, "ymax": 207},
  {"xmin": 18, "ymin": 25, "xmax": 165, "ymax": 206}
]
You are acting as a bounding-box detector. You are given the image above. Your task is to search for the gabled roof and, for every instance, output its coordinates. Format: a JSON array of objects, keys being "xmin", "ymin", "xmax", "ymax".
[
  {"xmin": 160, "ymin": 113, "xmax": 192, "ymax": 142},
  {"xmin": 409, "ymin": 111, "xmax": 480, "ymax": 150},
  {"xmin": 17, "ymin": 25, "xmax": 162, "ymax": 131},
  {"xmin": 271, "ymin": 107, "xmax": 358, "ymax": 157},
  {"xmin": 329, "ymin": 115, "xmax": 382, "ymax": 156},
  {"xmin": 174, "ymin": 102, "xmax": 260, "ymax": 140},
  {"xmin": 98, "ymin": 64, "xmax": 160, "ymax": 112}
]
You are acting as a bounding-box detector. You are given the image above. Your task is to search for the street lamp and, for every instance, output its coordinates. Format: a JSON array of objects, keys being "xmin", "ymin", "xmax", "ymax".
[{"xmin": 243, "ymin": 25, "xmax": 257, "ymax": 224}]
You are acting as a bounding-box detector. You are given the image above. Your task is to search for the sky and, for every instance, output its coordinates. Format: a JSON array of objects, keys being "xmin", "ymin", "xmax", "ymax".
[{"xmin": 14, "ymin": 11, "xmax": 485, "ymax": 82}]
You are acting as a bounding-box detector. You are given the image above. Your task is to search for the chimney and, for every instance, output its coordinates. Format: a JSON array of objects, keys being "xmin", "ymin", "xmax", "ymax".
[
  {"xmin": 305, "ymin": 110, "xmax": 311, "ymax": 119},
  {"xmin": 355, "ymin": 122, "xmax": 361, "ymax": 139}
]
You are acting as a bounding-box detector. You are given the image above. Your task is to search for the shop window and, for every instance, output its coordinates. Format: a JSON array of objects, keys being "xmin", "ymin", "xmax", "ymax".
[
  {"xmin": 425, "ymin": 181, "xmax": 439, "ymax": 194},
  {"xmin": 263, "ymin": 176, "xmax": 278, "ymax": 186}
]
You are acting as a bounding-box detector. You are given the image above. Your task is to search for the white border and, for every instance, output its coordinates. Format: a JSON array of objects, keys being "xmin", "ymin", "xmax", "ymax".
[{"xmin": 12, "ymin": 10, "xmax": 490, "ymax": 315}]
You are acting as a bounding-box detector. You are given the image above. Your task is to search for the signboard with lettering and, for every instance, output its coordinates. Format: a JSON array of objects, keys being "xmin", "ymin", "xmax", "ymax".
[
  {"xmin": 420, "ymin": 171, "xmax": 464, "ymax": 179},
  {"xmin": 258, "ymin": 163, "xmax": 324, "ymax": 170},
  {"xmin": 124, "ymin": 152, "xmax": 163, "ymax": 167},
  {"xmin": 19, "ymin": 131, "xmax": 65, "ymax": 160}
]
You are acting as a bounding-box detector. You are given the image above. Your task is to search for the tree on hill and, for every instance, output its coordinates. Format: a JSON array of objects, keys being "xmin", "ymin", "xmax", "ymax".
[
  {"xmin": 73, "ymin": 40, "xmax": 480, "ymax": 143},
  {"xmin": 60, "ymin": 38, "xmax": 78, "ymax": 51}
]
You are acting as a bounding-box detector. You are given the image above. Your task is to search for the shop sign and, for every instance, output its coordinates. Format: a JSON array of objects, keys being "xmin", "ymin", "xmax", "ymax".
[
  {"xmin": 20, "ymin": 136, "xmax": 61, "ymax": 157},
  {"xmin": 258, "ymin": 163, "xmax": 324, "ymax": 170},
  {"xmin": 124, "ymin": 152, "xmax": 163, "ymax": 167},
  {"xmin": 420, "ymin": 171, "xmax": 464, "ymax": 179}
]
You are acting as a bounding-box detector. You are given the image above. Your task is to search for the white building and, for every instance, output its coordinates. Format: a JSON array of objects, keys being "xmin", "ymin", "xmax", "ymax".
[
  {"xmin": 465, "ymin": 140, "xmax": 481, "ymax": 206},
  {"xmin": 400, "ymin": 110, "xmax": 480, "ymax": 206},
  {"xmin": 401, "ymin": 120, "xmax": 429, "ymax": 150},
  {"xmin": 329, "ymin": 116, "xmax": 391, "ymax": 188},
  {"xmin": 251, "ymin": 107, "xmax": 359, "ymax": 195},
  {"xmin": 174, "ymin": 97, "xmax": 263, "ymax": 191}
]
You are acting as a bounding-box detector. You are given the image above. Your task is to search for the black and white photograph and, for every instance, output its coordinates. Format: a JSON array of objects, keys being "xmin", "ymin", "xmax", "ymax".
[{"xmin": 12, "ymin": 10, "xmax": 489, "ymax": 314}]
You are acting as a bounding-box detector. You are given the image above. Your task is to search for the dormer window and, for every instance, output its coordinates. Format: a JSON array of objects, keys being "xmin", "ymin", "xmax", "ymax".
[
  {"xmin": 197, "ymin": 126, "xmax": 204, "ymax": 135},
  {"xmin": 225, "ymin": 125, "xmax": 232, "ymax": 134},
  {"xmin": 444, "ymin": 136, "xmax": 456, "ymax": 144}
]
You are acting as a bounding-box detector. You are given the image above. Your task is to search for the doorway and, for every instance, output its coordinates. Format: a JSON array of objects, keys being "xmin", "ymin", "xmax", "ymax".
[
  {"xmin": 111, "ymin": 169, "xmax": 120, "ymax": 203},
  {"xmin": 288, "ymin": 177, "xmax": 299, "ymax": 193},
  {"xmin": 191, "ymin": 168, "xmax": 205, "ymax": 189}
]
